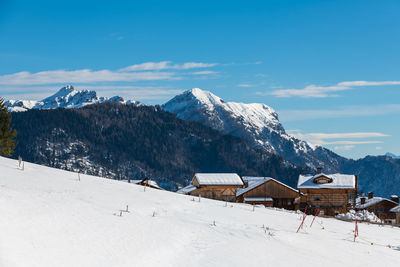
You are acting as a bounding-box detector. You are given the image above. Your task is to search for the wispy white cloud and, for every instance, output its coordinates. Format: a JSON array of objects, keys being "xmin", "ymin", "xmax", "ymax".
[
  {"xmin": 0, "ymin": 69, "xmax": 178, "ymax": 85},
  {"xmin": 334, "ymin": 145, "xmax": 355, "ymax": 151},
  {"xmin": 190, "ymin": 70, "xmax": 218, "ymax": 75},
  {"xmin": 300, "ymin": 132, "xmax": 389, "ymax": 139},
  {"xmin": 118, "ymin": 62, "xmax": 171, "ymax": 71},
  {"xmin": 278, "ymin": 104, "xmax": 400, "ymax": 122},
  {"xmin": 1, "ymin": 84, "xmax": 184, "ymax": 102},
  {"xmin": 327, "ymin": 140, "xmax": 383, "ymax": 145},
  {"xmin": 287, "ymin": 130, "xmax": 388, "ymax": 147},
  {"xmin": 0, "ymin": 61, "xmax": 218, "ymax": 85},
  {"xmin": 119, "ymin": 61, "xmax": 217, "ymax": 72},
  {"xmin": 237, "ymin": 83, "xmax": 256, "ymax": 88},
  {"xmin": 267, "ymin": 80, "xmax": 400, "ymax": 98}
]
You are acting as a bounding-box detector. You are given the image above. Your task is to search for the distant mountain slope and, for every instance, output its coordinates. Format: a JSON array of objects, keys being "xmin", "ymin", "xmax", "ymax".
[
  {"xmin": 163, "ymin": 88, "xmax": 346, "ymax": 171},
  {"xmin": 385, "ymin": 152, "xmax": 400, "ymax": 159},
  {"xmin": 342, "ymin": 156, "xmax": 400, "ymax": 197},
  {"xmin": 5, "ymin": 85, "xmax": 138, "ymax": 112},
  {"xmin": 11, "ymin": 102, "xmax": 306, "ymax": 190}
]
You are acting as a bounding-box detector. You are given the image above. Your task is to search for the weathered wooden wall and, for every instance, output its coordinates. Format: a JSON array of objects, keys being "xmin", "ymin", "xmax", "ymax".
[
  {"xmin": 299, "ymin": 188, "xmax": 356, "ymax": 216},
  {"xmin": 189, "ymin": 185, "xmax": 242, "ymax": 202},
  {"xmin": 238, "ymin": 180, "xmax": 300, "ymax": 210}
]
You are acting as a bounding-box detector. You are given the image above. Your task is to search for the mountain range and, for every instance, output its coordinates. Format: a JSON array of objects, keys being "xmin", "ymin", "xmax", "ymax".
[
  {"xmin": 5, "ymin": 85, "xmax": 138, "ymax": 112},
  {"xmin": 5, "ymin": 86, "xmax": 400, "ymax": 196}
]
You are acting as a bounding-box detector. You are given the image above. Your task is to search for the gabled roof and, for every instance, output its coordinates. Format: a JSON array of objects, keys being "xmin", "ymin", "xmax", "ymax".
[
  {"xmin": 390, "ymin": 205, "xmax": 400, "ymax": 213},
  {"xmin": 356, "ymin": 197, "xmax": 398, "ymax": 209},
  {"xmin": 237, "ymin": 176, "xmax": 299, "ymax": 197},
  {"xmin": 176, "ymin": 184, "xmax": 197, "ymax": 194},
  {"xmin": 297, "ymin": 173, "xmax": 356, "ymax": 189},
  {"xmin": 193, "ymin": 173, "xmax": 244, "ymax": 186}
]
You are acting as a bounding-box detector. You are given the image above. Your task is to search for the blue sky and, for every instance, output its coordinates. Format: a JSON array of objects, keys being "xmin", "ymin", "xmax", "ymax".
[{"xmin": 1, "ymin": 0, "xmax": 399, "ymax": 159}]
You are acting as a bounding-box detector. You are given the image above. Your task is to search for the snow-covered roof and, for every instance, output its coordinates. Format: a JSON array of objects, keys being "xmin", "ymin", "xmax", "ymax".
[
  {"xmin": 176, "ymin": 185, "xmax": 197, "ymax": 194},
  {"xmin": 390, "ymin": 205, "xmax": 400, "ymax": 213},
  {"xmin": 130, "ymin": 179, "xmax": 163, "ymax": 190},
  {"xmin": 244, "ymin": 197, "xmax": 273, "ymax": 202},
  {"xmin": 237, "ymin": 176, "xmax": 299, "ymax": 197},
  {"xmin": 144, "ymin": 180, "xmax": 162, "ymax": 189},
  {"xmin": 297, "ymin": 173, "xmax": 356, "ymax": 189},
  {"xmin": 193, "ymin": 173, "xmax": 244, "ymax": 186},
  {"xmin": 356, "ymin": 197, "xmax": 398, "ymax": 209}
]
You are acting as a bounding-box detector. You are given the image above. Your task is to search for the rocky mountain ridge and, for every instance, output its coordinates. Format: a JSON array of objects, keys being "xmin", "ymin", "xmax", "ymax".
[{"xmin": 5, "ymin": 85, "xmax": 138, "ymax": 112}]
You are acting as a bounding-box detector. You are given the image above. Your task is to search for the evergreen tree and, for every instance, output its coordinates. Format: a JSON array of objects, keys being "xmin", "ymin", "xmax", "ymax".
[{"xmin": 0, "ymin": 98, "xmax": 17, "ymax": 156}]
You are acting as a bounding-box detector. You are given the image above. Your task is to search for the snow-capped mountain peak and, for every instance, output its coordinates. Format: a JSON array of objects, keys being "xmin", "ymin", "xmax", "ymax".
[
  {"xmin": 163, "ymin": 88, "xmax": 282, "ymax": 134},
  {"xmin": 5, "ymin": 85, "xmax": 138, "ymax": 112},
  {"xmin": 189, "ymin": 87, "xmax": 224, "ymax": 105},
  {"xmin": 163, "ymin": 88, "xmax": 343, "ymax": 170}
]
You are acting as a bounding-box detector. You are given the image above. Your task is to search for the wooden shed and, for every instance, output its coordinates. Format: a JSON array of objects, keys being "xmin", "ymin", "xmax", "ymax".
[
  {"xmin": 356, "ymin": 194, "xmax": 398, "ymax": 223},
  {"xmin": 297, "ymin": 169, "xmax": 357, "ymax": 216},
  {"xmin": 236, "ymin": 177, "xmax": 301, "ymax": 210},
  {"xmin": 177, "ymin": 173, "xmax": 244, "ymax": 202}
]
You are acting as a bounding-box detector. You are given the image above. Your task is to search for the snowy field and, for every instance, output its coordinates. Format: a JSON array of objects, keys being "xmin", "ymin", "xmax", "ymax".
[{"xmin": 0, "ymin": 156, "xmax": 399, "ymax": 267}]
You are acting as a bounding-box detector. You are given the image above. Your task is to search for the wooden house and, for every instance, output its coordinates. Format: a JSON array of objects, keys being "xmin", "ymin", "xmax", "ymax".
[
  {"xmin": 236, "ymin": 177, "xmax": 301, "ymax": 210},
  {"xmin": 356, "ymin": 193, "xmax": 399, "ymax": 224},
  {"xmin": 177, "ymin": 173, "xmax": 244, "ymax": 202},
  {"xmin": 390, "ymin": 205, "xmax": 400, "ymax": 226},
  {"xmin": 297, "ymin": 169, "xmax": 357, "ymax": 216}
]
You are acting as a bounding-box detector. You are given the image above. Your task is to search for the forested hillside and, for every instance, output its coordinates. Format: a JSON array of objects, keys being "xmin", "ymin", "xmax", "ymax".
[{"xmin": 11, "ymin": 102, "xmax": 306, "ymax": 190}]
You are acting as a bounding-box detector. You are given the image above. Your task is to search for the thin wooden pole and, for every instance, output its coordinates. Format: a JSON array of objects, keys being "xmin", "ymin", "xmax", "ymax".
[
  {"xmin": 310, "ymin": 208, "xmax": 320, "ymax": 228},
  {"xmin": 296, "ymin": 206, "xmax": 308, "ymax": 233},
  {"xmin": 354, "ymin": 216, "xmax": 359, "ymax": 242}
]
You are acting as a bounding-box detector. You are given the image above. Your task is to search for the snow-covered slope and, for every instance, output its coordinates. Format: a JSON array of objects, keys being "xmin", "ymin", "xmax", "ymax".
[
  {"xmin": 5, "ymin": 85, "xmax": 138, "ymax": 112},
  {"xmin": 163, "ymin": 88, "xmax": 344, "ymax": 170},
  {"xmin": 1, "ymin": 156, "xmax": 399, "ymax": 267}
]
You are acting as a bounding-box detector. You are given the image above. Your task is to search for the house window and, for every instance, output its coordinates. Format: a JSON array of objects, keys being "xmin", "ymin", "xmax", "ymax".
[{"xmin": 314, "ymin": 196, "xmax": 322, "ymax": 201}]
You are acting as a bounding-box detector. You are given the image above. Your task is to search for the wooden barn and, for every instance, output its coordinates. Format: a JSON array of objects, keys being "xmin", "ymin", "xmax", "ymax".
[
  {"xmin": 297, "ymin": 168, "xmax": 357, "ymax": 216},
  {"xmin": 177, "ymin": 173, "xmax": 244, "ymax": 202},
  {"xmin": 356, "ymin": 193, "xmax": 399, "ymax": 224},
  {"xmin": 236, "ymin": 177, "xmax": 301, "ymax": 210}
]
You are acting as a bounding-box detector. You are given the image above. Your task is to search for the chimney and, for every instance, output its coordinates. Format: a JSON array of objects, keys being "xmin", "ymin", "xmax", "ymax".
[
  {"xmin": 390, "ymin": 195, "xmax": 399, "ymax": 203},
  {"xmin": 316, "ymin": 167, "xmax": 322, "ymax": 174},
  {"xmin": 360, "ymin": 197, "xmax": 366, "ymax": 204},
  {"xmin": 368, "ymin": 192, "xmax": 374, "ymax": 199}
]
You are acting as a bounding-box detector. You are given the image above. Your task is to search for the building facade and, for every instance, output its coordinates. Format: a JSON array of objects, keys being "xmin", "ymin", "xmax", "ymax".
[
  {"xmin": 177, "ymin": 173, "xmax": 244, "ymax": 202},
  {"xmin": 236, "ymin": 177, "xmax": 301, "ymax": 210},
  {"xmin": 356, "ymin": 193, "xmax": 399, "ymax": 224},
  {"xmin": 297, "ymin": 169, "xmax": 357, "ymax": 216}
]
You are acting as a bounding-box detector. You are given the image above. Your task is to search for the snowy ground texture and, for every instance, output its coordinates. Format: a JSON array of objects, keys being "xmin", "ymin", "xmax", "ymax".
[{"xmin": 1, "ymin": 156, "xmax": 399, "ymax": 267}]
